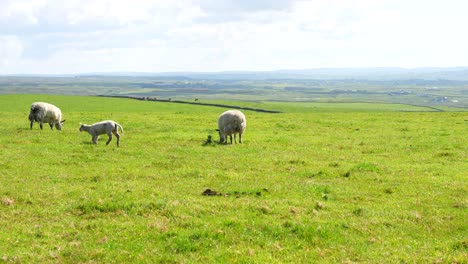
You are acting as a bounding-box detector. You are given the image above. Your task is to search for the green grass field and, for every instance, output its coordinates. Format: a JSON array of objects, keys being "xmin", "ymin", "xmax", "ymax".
[{"xmin": 0, "ymin": 94, "xmax": 466, "ymax": 263}]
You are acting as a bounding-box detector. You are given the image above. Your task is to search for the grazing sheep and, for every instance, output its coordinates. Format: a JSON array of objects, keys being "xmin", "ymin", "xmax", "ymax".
[
  {"xmin": 29, "ymin": 102, "xmax": 65, "ymax": 130},
  {"xmin": 79, "ymin": 120, "xmax": 124, "ymax": 146},
  {"xmin": 217, "ymin": 110, "xmax": 246, "ymax": 144}
]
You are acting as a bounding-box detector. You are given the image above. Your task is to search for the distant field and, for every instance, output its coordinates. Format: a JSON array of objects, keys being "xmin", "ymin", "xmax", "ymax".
[
  {"xmin": 197, "ymin": 100, "xmax": 450, "ymax": 113},
  {"xmin": 1, "ymin": 75, "xmax": 467, "ymax": 109},
  {"xmin": 0, "ymin": 94, "xmax": 466, "ymax": 263}
]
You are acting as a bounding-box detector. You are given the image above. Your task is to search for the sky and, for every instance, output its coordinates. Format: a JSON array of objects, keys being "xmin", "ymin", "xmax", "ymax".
[{"xmin": 0, "ymin": 0, "xmax": 467, "ymax": 74}]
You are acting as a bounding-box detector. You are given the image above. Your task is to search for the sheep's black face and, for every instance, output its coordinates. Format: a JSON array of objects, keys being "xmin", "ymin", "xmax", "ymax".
[
  {"xmin": 216, "ymin": 129, "xmax": 226, "ymax": 143},
  {"xmin": 55, "ymin": 120, "xmax": 65, "ymax": 130}
]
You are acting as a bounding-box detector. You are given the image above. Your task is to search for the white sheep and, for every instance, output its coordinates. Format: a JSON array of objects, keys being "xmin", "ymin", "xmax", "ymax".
[
  {"xmin": 29, "ymin": 102, "xmax": 65, "ymax": 130},
  {"xmin": 217, "ymin": 110, "xmax": 247, "ymax": 144},
  {"xmin": 79, "ymin": 120, "xmax": 124, "ymax": 146}
]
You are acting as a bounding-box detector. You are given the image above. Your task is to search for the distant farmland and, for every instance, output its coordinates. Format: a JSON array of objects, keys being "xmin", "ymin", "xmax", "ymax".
[{"xmin": 0, "ymin": 73, "xmax": 466, "ymax": 109}]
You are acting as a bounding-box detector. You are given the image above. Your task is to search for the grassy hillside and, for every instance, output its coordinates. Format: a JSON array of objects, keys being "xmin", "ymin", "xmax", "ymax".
[{"xmin": 0, "ymin": 95, "xmax": 466, "ymax": 263}]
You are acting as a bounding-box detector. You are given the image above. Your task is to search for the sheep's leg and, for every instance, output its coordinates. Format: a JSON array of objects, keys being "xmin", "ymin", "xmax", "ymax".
[
  {"xmin": 30, "ymin": 121, "xmax": 34, "ymax": 130},
  {"xmin": 49, "ymin": 123, "xmax": 54, "ymax": 129},
  {"xmin": 233, "ymin": 134, "xmax": 237, "ymax": 144},
  {"xmin": 106, "ymin": 133, "xmax": 113, "ymax": 145},
  {"xmin": 114, "ymin": 131, "xmax": 120, "ymax": 147},
  {"xmin": 229, "ymin": 135, "xmax": 233, "ymax": 144},
  {"xmin": 92, "ymin": 135, "xmax": 98, "ymax": 144},
  {"xmin": 40, "ymin": 122, "xmax": 44, "ymax": 130},
  {"xmin": 239, "ymin": 133, "xmax": 242, "ymax": 143}
]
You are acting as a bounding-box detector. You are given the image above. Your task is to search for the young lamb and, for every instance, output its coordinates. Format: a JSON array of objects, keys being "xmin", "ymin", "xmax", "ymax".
[
  {"xmin": 217, "ymin": 110, "xmax": 247, "ymax": 144},
  {"xmin": 29, "ymin": 102, "xmax": 65, "ymax": 130},
  {"xmin": 79, "ymin": 120, "xmax": 124, "ymax": 146}
]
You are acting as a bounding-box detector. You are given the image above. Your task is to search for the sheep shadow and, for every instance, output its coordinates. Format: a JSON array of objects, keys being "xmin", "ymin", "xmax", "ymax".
[{"xmin": 201, "ymin": 135, "xmax": 233, "ymax": 146}]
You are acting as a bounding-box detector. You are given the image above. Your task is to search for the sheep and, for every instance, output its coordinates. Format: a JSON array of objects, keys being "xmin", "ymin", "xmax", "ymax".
[
  {"xmin": 29, "ymin": 102, "xmax": 65, "ymax": 130},
  {"xmin": 79, "ymin": 120, "xmax": 124, "ymax": 146},
  {"xmin": 217, "ymin": 110, "xmax": 246, "ymax": 144}
]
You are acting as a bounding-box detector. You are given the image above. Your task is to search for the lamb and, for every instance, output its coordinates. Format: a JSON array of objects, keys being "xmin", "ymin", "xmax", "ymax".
[
  {"xmin": 29, "ymin": 102, "xmax": 65, "ymax": 130},
  {"xmin": 217, "ymin": 110, "xmax": 247, "ymax": 144},
  {"xmin": 79, "ymin": 120, "xmax": 124, "ymax": 146}
]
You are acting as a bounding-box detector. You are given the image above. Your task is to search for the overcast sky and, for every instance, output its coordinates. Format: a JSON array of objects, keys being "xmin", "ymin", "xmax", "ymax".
[{"xmin": 0, "ymin": 0, "xmax": 466, "ymax": 74}]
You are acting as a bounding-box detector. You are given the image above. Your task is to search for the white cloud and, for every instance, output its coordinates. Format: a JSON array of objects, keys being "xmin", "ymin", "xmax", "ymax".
[
  {"xmin": 0, "ymin": 36, "xmax": 23, "ymax": 68},
  {"xmin": 0, "ymin": 0, "xmax": 467, "ymax": 74}
]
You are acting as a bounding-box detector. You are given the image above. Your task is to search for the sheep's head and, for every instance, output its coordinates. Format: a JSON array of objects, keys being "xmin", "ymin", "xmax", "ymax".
[
  {"xmin": 79, "ymin": 123, "xmax": 84, "ymax": 132},
  {"xmin": 216, "ymin": 129, "xmax": 226, "ymax": 143},
  {"xmin": 55, "ymin": 120, "xmax": 66, "ymax": 130}
]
